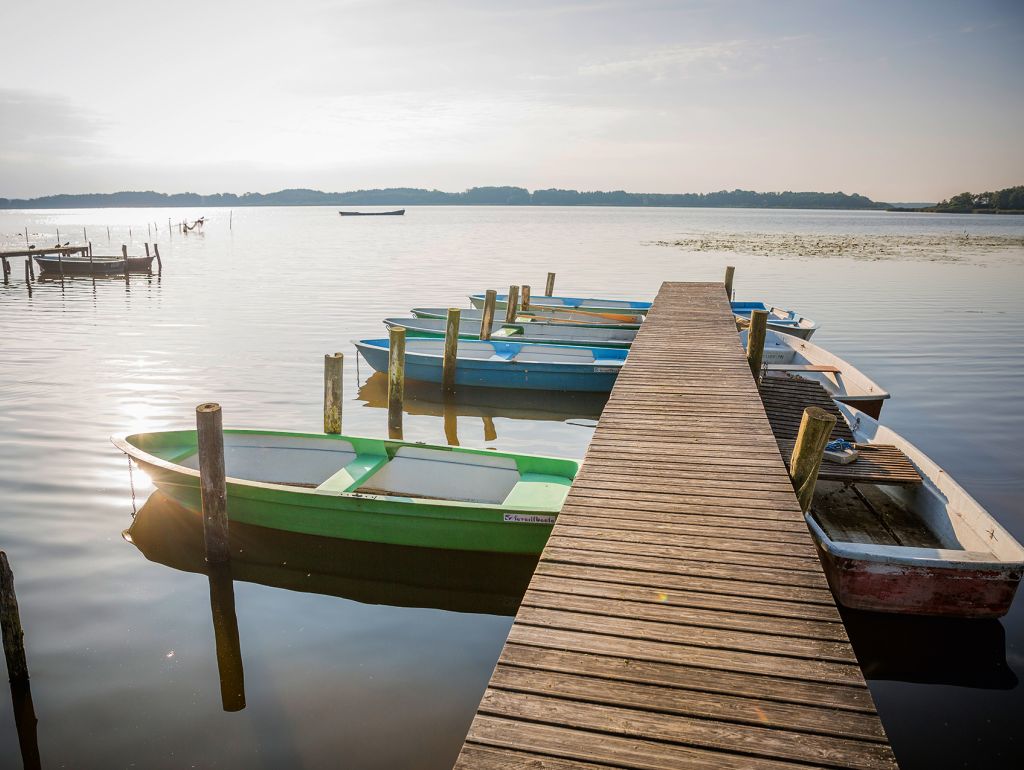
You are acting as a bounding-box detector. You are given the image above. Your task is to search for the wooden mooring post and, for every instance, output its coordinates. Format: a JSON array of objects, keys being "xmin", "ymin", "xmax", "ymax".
[
  {"xmin": 545, "ymin": 272, "xmax": 555, "ymax": 296},
  {"xmin": 443, "ymin": 308, "xmax": 460, "ymax": 393},
  {"xmin": 121, "ymin": 244, "xmax": 130, "ymax": 282},
  {"xmin": 0, "ymin": 552, "xmax": 29, "ymax": 683},
  {"xmin": 24, "ymin": 261, "xmax": 31, "ymax": 297},
  {"xmin": 153, "ymin": 243, "xmax": 162, "ymax": 274},
  {"xmin": 324, "ymin": 353, "xmax": 343, "ymax": 434},
  {"xmin": 196, "ymin": 403, "xmax": 230, "ymax": 563},
  {"xmin": 746, "ymin": 308, "xmax": 768, "ymax": 380},
  {"xmin": 790, "ymin": 406, "xmax": 838, "ymax": 512},
  {"xmin": 724, "ymin": 265, "xmax": 735, "ymax": 299},
  {"xmin": 504, "ymin": 285, "xmax": 520, "ymax": 324},
  {"xmin": 388, "ymin": 326, "xmax": 406, "ymax": 437},
  {"xmin": 2, "ymin": 256, "xmax": 9, "ymax": 285},
  {"xmin": 207, "ymin": 563, "xmax": 245, "ymax": 712},
  {"xmin": 521, "ymin": 284, "xmax": 531, "ymax": 310},
  {"xmin": 478, "ymin": 290, "xmax": 497, "ymax": 341}
]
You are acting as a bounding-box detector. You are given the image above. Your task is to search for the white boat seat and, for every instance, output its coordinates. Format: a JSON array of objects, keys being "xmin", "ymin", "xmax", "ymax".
[
  {"xmin": 315, "ymin": 454, "xmax": 389, "ymax": 493},
  {"xmin": 766, "ymin": 364, "xmax": 841, "ymax": 373}
]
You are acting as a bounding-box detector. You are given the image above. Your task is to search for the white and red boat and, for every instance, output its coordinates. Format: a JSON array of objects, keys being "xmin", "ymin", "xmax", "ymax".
[{"xmin": 807, "ymin": 403, "xmax": 1024, "ymax": 618}]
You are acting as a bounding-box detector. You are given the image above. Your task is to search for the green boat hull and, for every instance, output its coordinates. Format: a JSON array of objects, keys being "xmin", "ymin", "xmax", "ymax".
[{"xmin": 115, "ymin": 430, "xmax": 577, "ymax": 554}]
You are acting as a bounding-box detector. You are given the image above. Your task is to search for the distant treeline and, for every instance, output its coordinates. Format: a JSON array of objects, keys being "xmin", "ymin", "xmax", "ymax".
[
  {"xmin": 0, "ymin": 186, "xmax": 890, "ymax": 210},
  {"xmin": 921, "ymin": 185, "xmax": 1024, "ymax": 214}
]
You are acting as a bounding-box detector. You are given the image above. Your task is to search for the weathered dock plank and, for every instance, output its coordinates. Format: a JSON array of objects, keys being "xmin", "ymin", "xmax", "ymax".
[{"xmin": 454, "ymin": 282, "xmax": 896, "ymax": 769}]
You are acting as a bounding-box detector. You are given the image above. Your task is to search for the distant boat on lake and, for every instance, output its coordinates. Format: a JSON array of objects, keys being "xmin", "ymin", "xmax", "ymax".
[{"xmin": 339, "ymin": 209, "xmax": 405, "ymax": 216}]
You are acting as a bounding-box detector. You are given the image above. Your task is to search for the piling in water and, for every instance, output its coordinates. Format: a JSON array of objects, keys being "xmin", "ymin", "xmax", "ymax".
[
  {"xmin": 504, "ymin": 285, "xmax": 520, "ymax": 324},
  {"xmin": 388, "ymin": 327, "xmax": 406, "ymax": 436},
  {"xmin": 790, "ymin": 407, "xmax": 838, "ymax": 512},
  {"xmin": 479, "ymin": 290, "xmax": 497, "ymax": 341},
  {"xmin": 324, "ymin": 353, "xmax": 343, "ymax": 434},
  {"xmin": 2, "ymin": 257, "xmax": 9, "ymax": 285},
  {"xmin": 443, "ymin": 308, "xmax": 461, "ymax": 393},
  {"xmin": 0, "ymin": 552, "xmax": 29, "ymax": 683},
  {"xmin": 545, "ymin": 272, "xmax": 556, "ymax": 296},
  {"xmin": 121, "ymin": 244, "xmax": 130, "ymax": 281},
  {"xmin": 196, "ymin": 403, "xmax": 230, "ymax": 563},
  {"xmin": 724, "ymin": 266, "xmax": 735, "ymax": 299},
  {"xmin": 521, "ymin": 284, "xmax": 531, "ymax": 310},
  {"xmin": 23, "ymin": 261, "xmax": 31, "ymax": 296},
  {"xmin": 746, "ymin": 309, "xmax": 768, "ymax": 380},
  {"xmin": 153, "ymin": 243, "xmax": 162, "ymax": 275}
]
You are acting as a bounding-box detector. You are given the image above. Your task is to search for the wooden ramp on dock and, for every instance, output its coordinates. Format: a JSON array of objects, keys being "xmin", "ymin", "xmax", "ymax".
[{"xmin": 455, "ymin": 282, "xmax": 897, "ymax": 770}]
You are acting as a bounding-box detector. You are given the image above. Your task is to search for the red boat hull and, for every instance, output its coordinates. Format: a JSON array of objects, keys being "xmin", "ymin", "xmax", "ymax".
[{"xmin": 814, "ymin": 541, "xmax": 1022, "ymax": 618}]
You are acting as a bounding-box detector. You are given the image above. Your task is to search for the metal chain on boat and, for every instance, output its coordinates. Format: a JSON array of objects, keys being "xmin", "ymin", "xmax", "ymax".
[{"xmin": 127, "ymin": 454, "xmax": 137, "ymax": 517}]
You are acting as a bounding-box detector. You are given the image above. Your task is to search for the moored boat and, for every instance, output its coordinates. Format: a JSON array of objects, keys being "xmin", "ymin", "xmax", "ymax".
[
  {"xmin": 411, "ymin": 306, "xmax": 642, "ymax": 328},
  {"xmin": 355, "ymin": 337, "xmax": 626, "ymax": 392},
  {"xmin": 113, "ymin": 430, "xmax": 578, "ymax": 554},
  {"xmin": 383, "ymin": 316, "xmax": 637, "ymax": 348},
  {"xmin": 34, "ymin": 254, "xmax": 155, "ymax": 274},
  {"xmin": 807, "ymin": 403, "xmax": 1024, "ymax": 618},
  {"xmin": 732, "ymin": 301, "xmax": 817, "ymax": 339},
  {"xmin": 339, "ymin": 209, "xmax": 405, "ymax": 216},
  {"xmin": 741, "ymin": 329, "xmax": 890, "ymax": 417}
]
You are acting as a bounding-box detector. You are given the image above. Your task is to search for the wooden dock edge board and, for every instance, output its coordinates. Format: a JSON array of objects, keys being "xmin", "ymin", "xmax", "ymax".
[{"xmin": 454, "ymin": 282, "xmax": 897, "ymax": 769}]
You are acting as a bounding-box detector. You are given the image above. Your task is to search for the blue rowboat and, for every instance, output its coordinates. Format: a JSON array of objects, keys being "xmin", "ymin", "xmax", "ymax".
[
  {"xmin": 411, "ymin": 307, "xmax": 641, "ymax": 329},
  {"xmin": 383, "ymin": 317, "xmax": 637, "ymax": 348},
  {"xmin": 732, "ymin": 301, "xmax": 818, "ymax": 339},
  {"xmin": 354, "ymin": 337, "xmax": 626, "ymax": 392},
  {"xmin": 468, "ymin": 294, "xmax": 817, "ymax": 339}
]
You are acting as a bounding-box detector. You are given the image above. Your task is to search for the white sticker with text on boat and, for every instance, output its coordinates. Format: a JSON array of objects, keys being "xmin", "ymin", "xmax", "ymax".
[
  {"xmin": 594, "ymin": 366, "xmax": 620, "ymax": 373},
  {"xmin": 503, "ymin": 513, "xmax": 557, "ymax": 525}
]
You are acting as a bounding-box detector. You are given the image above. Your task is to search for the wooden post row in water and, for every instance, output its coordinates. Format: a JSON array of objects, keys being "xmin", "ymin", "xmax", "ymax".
[
  {"xmin": 478, "ymin": 290, "xmax": 497, "ymax": 341},
  {"xmin": 724, "ymin": 265, "xmax": 735, "ymax": 299},
  {"xmin": 443, "ymin": 308, "xmax": 460, "ymax": 393},
  {"xmin": 0, "ymin": 552, "xmax": 29, "ymax": 683},
  {"xmin": 196, "ymin": 403, "xmax": 230, "ymax": 563},
  {"xmin": 504, "ymin": 285, "xmax": 519, "ymax": 324},
  {"xmin": 388, "ymin": 326, "xmax": 406, "ymax": 434},
  {"xmin": 790, "ymin": 406, "xmax": 838, "ymax": 512},
  {"xmin": 545, "ymin": 272, "xmax": 555, "ymax": 296},
  {"xmin": 746, "ymin": 309, "xmax": 768, "ymax": 380},
  {"xmin": 324, "ymin": 353, "xmax": 343, "ymax": 434},
  {"xmin": 521, "ymin": 285, "xmax": 531, "ymax": 310}
]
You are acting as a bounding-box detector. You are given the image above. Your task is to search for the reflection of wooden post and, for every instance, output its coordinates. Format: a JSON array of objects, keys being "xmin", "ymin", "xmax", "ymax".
[
  {"xmin": 24, "ymin": 261, "xmax": 32, "ymax": 297},
  {"xmin": 545, "ymin": 272, "xmax": 555, "ymax": 296},
  {"xmin": 196, "ymin": 404, "xmax": 230, "ymax": 563},
  {"xmin": 9, "ymin": 680, "xmax": 41, "ymax": 770},
  {"xmin": 1, "ymin": 552, "xmax": 29, "ymax": 683},
  {"xmin": 746, "ymin": 309, "xmax": 768, "ymax": 381},
  {"xmin": 121, "ymin": 244, "xmax": 130, "ymax": 281},
  {"xmin": 207, "ymin": 564, "xmax": 245, "ymax": 712},
  {"xmin": 2, "ymin": 257, "xmax": 8, "ymax": 285},
  {"xmin": 442, "ymin": 309, "xmax": 460, "ymax": 393},
  {"xmin": 521, "ymin": 285, "xmax": 531, "ymax": 311},
  {"xmin": 479, "ymin": 290, "xmax": 496, "ymax": 341},
  {"xmin": 324, "ymin": 353, "xmax": 343, "ymax": 434},
  {"xmin": 724, "ymin": 266, "xmax": 735, "ymax": 299},
  {"xmin": 443, "ymin": 400, "xmax": 459, "ymax": 446},
  {"xmin": 387, "ymin": 327, "xmax": 406, "ymax": 436},
  {"xmin": 504, "ymin": 285, "xmax": 519, "ymax": 324},
  {"xmin": 482, "ymin": 415, "xmax": 497, "ymax": 443},
  {"xmin": 790, "ymin": 407, "xmax": 838, "ymax": 513},
  {"xmin": 153, "ymin": 243, "xmax": 162, "ymax": 275}
]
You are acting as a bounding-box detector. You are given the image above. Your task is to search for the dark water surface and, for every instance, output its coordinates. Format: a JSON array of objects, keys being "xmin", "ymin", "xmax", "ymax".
[{"xmin": 1, "ymin": 206, "xmax": 1022, "ymax": 768}]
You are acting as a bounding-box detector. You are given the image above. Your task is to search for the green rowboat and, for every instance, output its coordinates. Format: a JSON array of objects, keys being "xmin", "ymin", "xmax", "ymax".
[{"xmin": 114, "ymin": 430, "xmax": 578, "ymax": 553}]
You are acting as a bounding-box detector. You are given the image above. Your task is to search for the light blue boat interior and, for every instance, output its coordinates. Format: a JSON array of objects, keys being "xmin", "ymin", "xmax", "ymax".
[
  {"xmin": 474, "ymin": 293, "xmax": 652, "ymax": 310},
  {"xmin": 730, "ymin": 300, "xmax": 801, "ymax": 324},
  {"xmin": 356, "ymin": 337, "xmax": 628, "ymax": 365}
]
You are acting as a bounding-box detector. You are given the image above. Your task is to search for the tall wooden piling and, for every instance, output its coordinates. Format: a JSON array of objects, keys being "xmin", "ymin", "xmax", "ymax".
[
  {"xmin": 746, "ymin": 309, "xmax": 768, "ymax": 380},
  {"xmin": 724, "ymin": 265, "xmax": 735, "ymax": 298},
  {"xmin": 790, "ymin": 406, "xmax": 838, "ymax": 512},
  {"xmin": 107, "ymin": 226, "xmax": 111, "ymax": 241},
  {"xmin": 0, "ymin": 552, "xmax": 29, "ymax": 683},
  {"xmin": 144, "ymin": 242, "xmax": 150, "ymax": 257},
  {"xmin": 323, "ymin": 353, "xmax": 343, "ymax": 434},
  {"xmin": 388, "ymin": 327, "xmax": 406, "ymax": 435},
  {"xmin": 24, "ymin": 227, "xmax": 28, "ymax": 247},
  {"xmin": 121, "ymin": 244, "xmax": 130, "ymax": 281},
  {"xmin": 57, "ymin": 251, "xmax": 64, "ymax": 280},
  {"xmin": 521, "ymin": 284, "xmax": 531, "ymax": 310},
  {"xmin": 545, "ymin": 272, "xmax": 556, "ymax": 296},
  {"xmin": 153, "ymin": 243, "xmax": 162, "ymax": 274},
  {"xmin": 83, "ymin": 227, "xmax": 87, "ymax": 243},
  {"xmin": 24, "ymin": 261, "xmax": 31, "ymax": 297},
  {"xmin": 2, "ymin": 257, "xmax": 9, "ymax": 285},
  {"xmin": 443, "ymin": 308, "xmax": 461, "ymax": 393},
  {"xmin": 504, "ymin": 285, "xmax": 520, "ymax": 324},
  {"xmin": 479, "ymin": 290, "xmax": 497, "ymax": 341},
  {"xmin": 207, "ymin": 563, "xmax": 245, "ymax": 712},
  {"xmin": 196, "ymin": 403, "xmax": 230, "ymax": 563}
]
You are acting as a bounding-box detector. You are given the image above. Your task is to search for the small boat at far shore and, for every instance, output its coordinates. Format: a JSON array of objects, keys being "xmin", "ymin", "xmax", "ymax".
[
  {"xmin": 114, "ymin": 430, "xmax": 578, "ymax": 554},
  {"xmin": 339, "ymin": 209, "xmax": 405, "ymax": 216},
  {"xmin": 808, "ymin": 403, "xmax": 1024, "ymax": 618},
  {"xmin": 741, "ymin": 329, "xmax": 890, "ymax": 417}
]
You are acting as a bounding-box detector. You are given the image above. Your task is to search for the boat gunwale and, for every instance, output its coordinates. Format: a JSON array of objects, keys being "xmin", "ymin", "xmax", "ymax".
[
  {"xmin": 352, "ymin": 338, "xmax": 628, "ymax": 369},
  {"xmin": 110, "ymin": 430, "xmax": 576, "ymax": 513}
]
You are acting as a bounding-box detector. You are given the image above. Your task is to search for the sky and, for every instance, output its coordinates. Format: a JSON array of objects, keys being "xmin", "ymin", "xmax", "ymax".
[{"xmin": 1, "ymin": 0, "xmax": 1021, "ymax": 202}]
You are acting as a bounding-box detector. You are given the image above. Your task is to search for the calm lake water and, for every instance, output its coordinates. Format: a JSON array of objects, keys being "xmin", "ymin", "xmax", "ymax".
[{"xmin": 1, "ymin": 206, "xmax": 1022, "ymax": 769}]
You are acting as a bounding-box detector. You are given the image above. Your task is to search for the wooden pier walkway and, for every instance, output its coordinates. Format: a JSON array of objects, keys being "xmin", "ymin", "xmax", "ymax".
[{"xmin": 455, "ymin": 282, "xmax": 897, "ymax": 769}]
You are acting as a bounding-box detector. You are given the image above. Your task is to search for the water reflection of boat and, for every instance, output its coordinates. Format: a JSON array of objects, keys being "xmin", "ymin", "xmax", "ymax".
[
  {"xmin": 125, "ymin": 492, "xmax": 537, "ymax": 616},
  {"xmin": 357, "ymin": 371, "xmax": 608, "ymax": 422},
  {"xmin": 842, "ymin": 608, "xmax": 1018, "ymax": 689}
]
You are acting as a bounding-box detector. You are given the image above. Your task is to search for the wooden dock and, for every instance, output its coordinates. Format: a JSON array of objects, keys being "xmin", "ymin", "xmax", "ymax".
[{"xmin": 455, "ymin": 282, "xmax": 897, "ymax": 769}]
